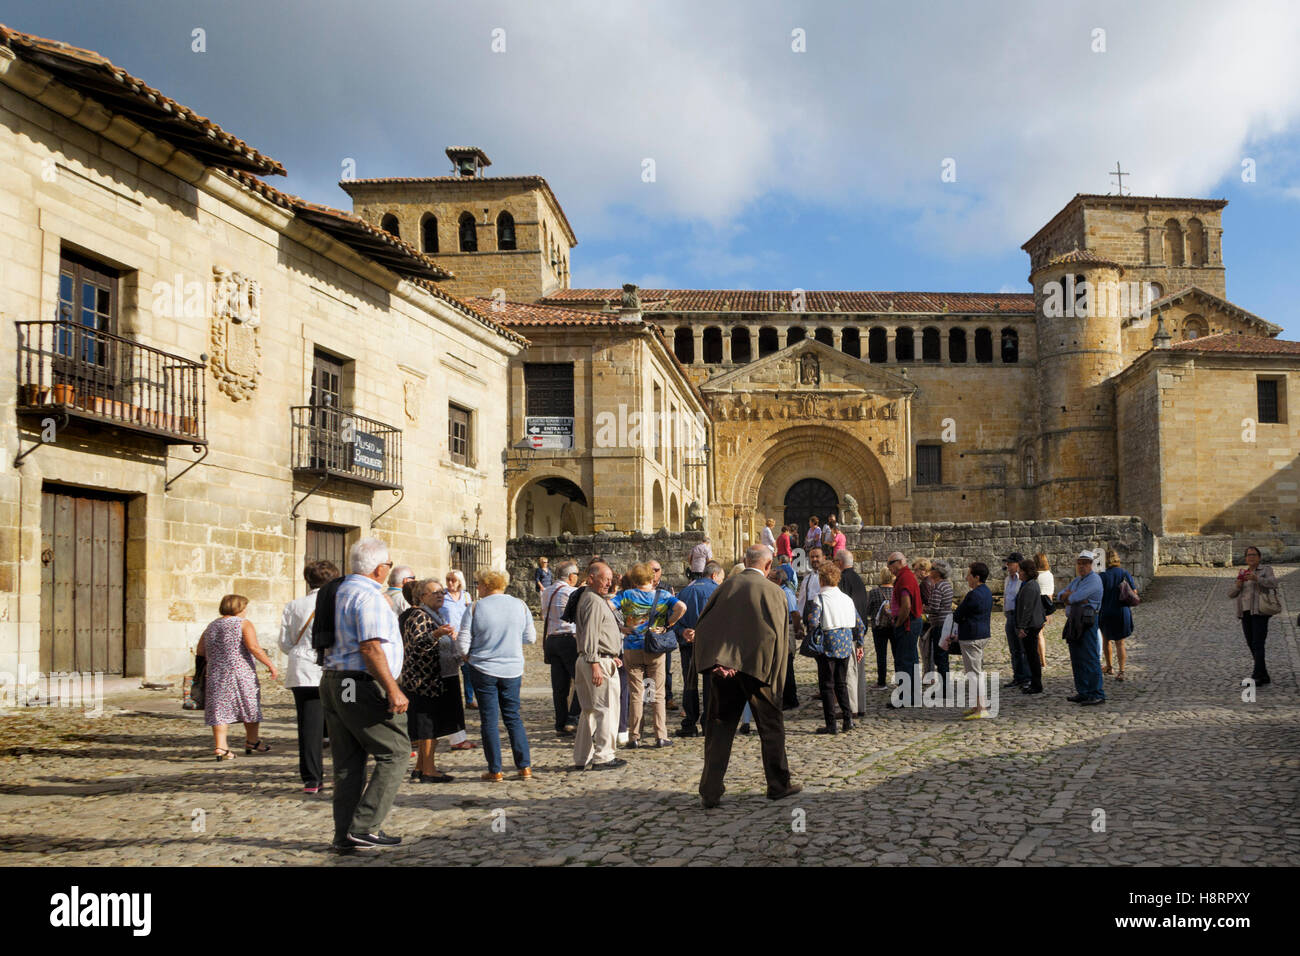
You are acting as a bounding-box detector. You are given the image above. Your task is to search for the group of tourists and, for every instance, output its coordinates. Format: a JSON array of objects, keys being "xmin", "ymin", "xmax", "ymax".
[{"xmin": 191, "ymin": 528, "xmax": 1283, "ymax": 849}]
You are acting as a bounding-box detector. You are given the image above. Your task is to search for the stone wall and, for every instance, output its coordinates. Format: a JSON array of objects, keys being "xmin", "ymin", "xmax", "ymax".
[
  {"xmin": 506, "ymin": 530, "xmax": 707, "ymax": 602},
  {"xmin": 1156, "ymin": 534, "xmax": 1232, "ymax": 567},
  {"xmin": 1230, "ymin": 533, "xmax": 1300, "ymax": 565},
  {"xmin": 840, "ymin": 515, "xmax": 1155, "ymax": 600}
]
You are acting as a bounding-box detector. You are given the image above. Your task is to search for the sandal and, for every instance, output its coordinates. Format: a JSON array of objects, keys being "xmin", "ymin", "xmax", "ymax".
[
  {"xmin": 450, "ymin": 741, "xmax": 477, "ymax": 751},
  {"xmin": 214, "ymin": 748, "xmax": 236, "ymax": 761},
  {"xmin": 244, "ymin": 739, "xmax": 271, "ymax": 754},
  {"xmin": 1115, "ymin": 672, "xmax": 1126, "ymax": 682},
  {"xmin": 1101, "ymin": 665, "xmax": 1113, "ymax": 675}
]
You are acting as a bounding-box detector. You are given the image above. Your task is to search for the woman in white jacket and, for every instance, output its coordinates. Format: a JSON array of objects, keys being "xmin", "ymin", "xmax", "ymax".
[{"xmin": 278, "ymin": 560, "xmax": 340, "ymax": 793}]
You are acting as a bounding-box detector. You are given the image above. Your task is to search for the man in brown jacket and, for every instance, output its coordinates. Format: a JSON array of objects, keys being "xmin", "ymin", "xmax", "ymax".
[{"xmin": 693, "ymin": 544, "xmax": 801, "ymax": 808}]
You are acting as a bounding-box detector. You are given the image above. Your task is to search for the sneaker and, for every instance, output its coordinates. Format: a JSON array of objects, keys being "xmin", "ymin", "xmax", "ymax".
[
  {"xmin": 1067, "ymin": 694, "xmax": 1085, "ymax": 703},
  {"xmin": 303, "ymin": 782, "xmax": 322, "ymax": 794},
  {"xmin": 962, "ymin": 710, "xmax": 993, "ymax": 720},
  {"xmin": 589, "ymin": 758, "xmax": 627, "ymax": 770},
  {"xmin": 1080, "ymin": 697, "xmax": 1105, "ymax": 706},
  {"xmin": 347, "ymin": 830, "xmax": 401, "ymax": 848},
  {"xmin": 330, "ymin": 840, "xmax": 356, "ymax": 855}
]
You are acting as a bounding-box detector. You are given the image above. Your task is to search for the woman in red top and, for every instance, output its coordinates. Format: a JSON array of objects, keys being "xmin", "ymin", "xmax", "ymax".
[{"xmin": 776, "ymin": 525, "xmax": 793, "ymax": 559}]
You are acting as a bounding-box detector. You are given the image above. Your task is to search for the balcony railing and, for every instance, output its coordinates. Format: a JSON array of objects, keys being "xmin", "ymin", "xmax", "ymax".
[
  {"xmin": 15, "ymin": 320, "xmax": 206, "ymax": 444},
  {"xmin": 290, "ymin": 405, "xmax": 403, "ymax": 490}
]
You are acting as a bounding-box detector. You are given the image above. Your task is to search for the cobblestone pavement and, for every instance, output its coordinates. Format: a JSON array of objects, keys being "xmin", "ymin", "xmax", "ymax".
[{"xmin": 2, "ymin": 566, "xmax": 1298, "ymax": 866}]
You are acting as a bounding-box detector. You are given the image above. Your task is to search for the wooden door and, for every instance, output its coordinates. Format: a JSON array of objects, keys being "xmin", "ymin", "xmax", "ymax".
[
  {"xmin": 305, "ymin": 523, "xmax": 348, "ymax": 573},
  {"xmin": 41, "ymin": 488, "xmax": 126, "ymax": 675}
]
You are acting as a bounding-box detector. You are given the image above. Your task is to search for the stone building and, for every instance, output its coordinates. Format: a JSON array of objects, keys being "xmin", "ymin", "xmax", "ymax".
[
  {"xmin": 350, "ymin": 158, "xmax": 1297, "ymax": 563},
  {"xmin": 0, "ymin": 28, "xmax": 524, "ymax": 679}
]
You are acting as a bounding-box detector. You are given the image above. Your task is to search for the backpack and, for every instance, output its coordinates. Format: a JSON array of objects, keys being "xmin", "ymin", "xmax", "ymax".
[
  {"xmin": 311, "ymin": 576, "xmax": 345, "ymax": 664},
  {"xmin": 561, "ymin": 585, "xmax": 587, "ymax": 625}
]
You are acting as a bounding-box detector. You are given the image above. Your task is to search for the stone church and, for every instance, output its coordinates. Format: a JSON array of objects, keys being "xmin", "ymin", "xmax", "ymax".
[{"xmin": 348, "ymin": 149, "xmax": 1300, "ymax": 564}]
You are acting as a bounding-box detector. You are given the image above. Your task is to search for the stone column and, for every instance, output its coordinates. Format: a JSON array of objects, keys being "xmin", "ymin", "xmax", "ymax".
[
  {"xmin": 941, "ymin": 326, "xmax": 950, "ymax": 363},
  {"xmin": 692, "ymin": 327, "xmax": 704, "ymax": 364},
  {"xmin": 887, "ymin": 326, "xmax": 897, "ymax": 363},
  {"xmin": 748, "ymin": 326, "xmax": 759, "ymax": 359},
  {"xmin": 721, "ymin": 332, "xmax": 732, "ymax": 364},
  {"xmin": 779, "ymin": 326, "xmax": 790, "ymax": 349},
  {"xmin": 833, "ymin": 327, "xmax": 844, "ymax": 352}
]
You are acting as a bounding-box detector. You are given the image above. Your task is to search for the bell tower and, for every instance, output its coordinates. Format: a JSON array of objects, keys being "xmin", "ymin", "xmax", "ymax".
[{"xmin": 339, "ymin": 146, "xmax": 577, "ymax": 303}]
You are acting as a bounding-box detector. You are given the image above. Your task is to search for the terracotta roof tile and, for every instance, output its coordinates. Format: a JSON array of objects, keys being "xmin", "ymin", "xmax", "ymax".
[
  {"xmin": 542, "ymin": 289, "xmax": 1035, "ymax": 315},
  {"xmin": 1035, "ymin": 248, "xmax": 1124, "ymax": 274},
  {"xmin": 1168, "ymin": 333, "xmax": 1300, "ymax": 355},
  {"xmin": 466, "ymin": 297, "xmax": 629, "ymax": 327},
  {"xmin": 0, "ymin": 24, "xmax": 284, "ymax": 176}
]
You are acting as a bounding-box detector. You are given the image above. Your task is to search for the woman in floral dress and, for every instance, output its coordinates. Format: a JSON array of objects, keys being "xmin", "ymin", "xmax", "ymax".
[{"xmin": 199, "ymin": 594, "xmax": 278, "ymax": 760}]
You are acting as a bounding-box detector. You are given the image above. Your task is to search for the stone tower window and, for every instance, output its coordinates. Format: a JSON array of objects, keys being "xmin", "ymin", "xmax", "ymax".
[
  {"xmin": 420, "ymin": 213, "xmax": 438, "ymax": 253},
  {"xmin": 1163, "ymin": 219, "xmax": 1184, "ymax": 266},
  {"xmin": 1024, "ymin": 454, "xmax": 1036, "ymax": 487},
  {"xmin": 949, "ymin": 327, "xmax": 967, "ymax": 363},
  {"xmin": 921, "ymin": 327, "xmax": 941, "ymax": 362},
  {"xmin": 916, "ymin": 444, "xmax": 942, "ymax": 486},
  {"xmin": 1187, "ymin": 218, "xmax": 1206, "ymax": 266},
  {"xmin": 1001, "ymin": 327, "xmax": 1019, "ymax": 363},
  {"xmin": 758, "ymin": 326, "xmax": 779, "ymax": 357},
  {"xmin": 674, "ymin": 327, "xmax": 694, "ymax": 363},
  {"xmin": 458, "ymin": 212, "xmax": 477, "ymax": 252},
  {"xmin": 1182, "ymin": 315, "xmax": 1207, "ymax": 340},
  {"xmin": 895, "ymin": 328, "xmax": 915, "ymax": 362},
  {"xmin": 974, "ymin": 328, "xmax": 993, "ymax": 363},
  {"xmin": 381, "ymin": 213, "xmax": 400, "ymax": 237},
  {"xmin": 867, "ymin": 327, "xmax": 888, "ymax": 363},
  {"xmin": 497, "ymin": 212, "xmax": 516, "ymax": 251}
]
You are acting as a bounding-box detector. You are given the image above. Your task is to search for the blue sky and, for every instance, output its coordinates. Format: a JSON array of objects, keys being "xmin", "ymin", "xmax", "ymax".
[{"xmin": 5, "ymin": 0, "xmax": 1300, "ymax": 336}]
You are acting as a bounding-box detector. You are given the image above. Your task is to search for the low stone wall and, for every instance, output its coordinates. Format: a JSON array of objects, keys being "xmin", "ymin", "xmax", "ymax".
[
  {"xmin": 1229, "ymin": 533, "xmax": 1300, "ymax": 566},
  {"xmin": 840, "ymin": 515, "xmax": 1155, "ymax": 600},
  {"xmin": 1156, "ymin": 534, "xmax": 1232, "ymax": 567},
  {"xmin": 506, "ymin": 530, "xmax": 707, "ymax": 602}
]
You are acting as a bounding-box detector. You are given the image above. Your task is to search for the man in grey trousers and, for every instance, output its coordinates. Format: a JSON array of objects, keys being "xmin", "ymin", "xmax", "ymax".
[
  {"xmin": 572, "ymin": 562, "xmax": 627, "ymax": 771},
  {"xmin": 320, "ymin": 536, "xmax": 411, "ymax": 854}
]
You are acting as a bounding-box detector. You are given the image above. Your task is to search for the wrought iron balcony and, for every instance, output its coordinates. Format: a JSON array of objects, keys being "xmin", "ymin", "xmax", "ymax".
[
  {"xmin": 15, "ymin": 320, "xmax": 206, "ymax": 444},
  {"xmin": 290, "ymin": 405, "xmax": 403, "ymax": 490}
]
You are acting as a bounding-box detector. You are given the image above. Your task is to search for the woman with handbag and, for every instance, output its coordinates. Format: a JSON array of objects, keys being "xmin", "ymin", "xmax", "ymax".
[
  {"xmin": 1099, "ymin": 550, "xmax": 1138, "ymax": 681},
  {"xmin": 803, "ymin": 563, "xmax": 865, "ymax": 734},
  {"xmin": 1229, "ymin": 546, "xmax": 1280, "ymax": 686},
  {"xmin": 867, "ymin": 568, "xmax": 895, "ymax": 687},
  {"xmin": 613, "ymin": 563, "xmax": 686, "ymax": 748}
]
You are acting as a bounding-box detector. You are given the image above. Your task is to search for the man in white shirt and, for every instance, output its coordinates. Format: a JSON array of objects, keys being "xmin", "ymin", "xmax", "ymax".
[
  {"xmin": 796, "ymin": 546, "xmax": 824, "ymax": 616},
  {"xmin": 278, "ymin": 559, "xmax": 340, "ymax": 793},
  {"xmin": 760, "ymin": 518, "xmax": 777, "ymax": 551},
  {"xmin": 541, "ymin": 562, "xmax": 582, "ymax": 735}
]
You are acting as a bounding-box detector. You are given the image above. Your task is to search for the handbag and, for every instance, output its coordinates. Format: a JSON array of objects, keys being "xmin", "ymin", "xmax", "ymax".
[
  {"xmin": 799, "ymin": 595, "xmax": 828, "ymax": 658},
  {"xmin": 190, "ymin": 654, "xmax": 206, "ymax": 709},
  {"xmin": 938, "ymin": 614, "xmax": 958, "ymax": 652},
  {"xmin": 1118, "ymin": 578, "xmax": 1140, "ymax": 607},
  {"xmin": 1257, "ymin": 584, "xmax": 1282, "ymax": 617},
  {"xmin": 1041, "ymin": 594, "xmax": 1056, "ymax": 617},
  {"xmin": 644, "ymin": 591, "xmax": 678, "ymax": 654}
]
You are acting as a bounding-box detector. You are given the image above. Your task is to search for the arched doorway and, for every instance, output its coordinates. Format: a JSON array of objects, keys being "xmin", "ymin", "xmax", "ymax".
[
  {"xmin": 783, "ymin": 478, "xmax": 839, "ymax": 546},
  {"xmin": 514, "ymin": 476, "xmax": 590, "ymax": 536}
]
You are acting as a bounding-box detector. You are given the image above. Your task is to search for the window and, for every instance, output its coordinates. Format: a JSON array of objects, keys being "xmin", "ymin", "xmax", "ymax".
[
  {"xmin": 671, "ymin": 402, "xmax": 680, "ymax": 476},
  {"xmin": 1024, "ymin": 455, "xmax": 1036, "ymax": 488},
  {"xmin": 1257, "ymin": 378, "xmax": 1283, "ymax": 424},
  {"xmin": 917, "ymin": 445, "xmax": 942, "ymax": 486},
  {"xmin": 1001, "ymin": 327, "xmax": 1019, "ymax": 363},
  {"xmin": 867, "ymin": 327, "xmax": 888, "ymax": 363},
  {"xmin": 421, "ymin": 214, "xmax": 438, "ymax": 253},
  {"xmin": 1188, "ymin": 218, "xmax": 1206, "ymax": 266},
  {"xmin": 1183, "ymin": 315, "xmax": 1207, "ymax": 340},
  {"xmin": 380, "ymin": 213, "xmax": 400, "ymax": 237},
  {"xmin": 731, "ymin": 326, "xmax": 752, "ymax": 363},
  {"xmin": 703, "ymin": 327, "xmax": 723, "ymax": 364},
  {"xmin": 815, "ymin": 327, "xmax": 834, "ymax": 346},
  {"xmin": 949, "ymin": 327, "xmax": 967, "ymax": 363},
  {"xmin": 758, "ymin": 326, "xmax": 780, "ymax": 357},
  {"xmin": 842, "ymin": 327, "xmax": 861, "ymax": 358},
  {"xmin": 895, "ymin": 327, "xmax": 915, "ymax": 362},
  {"xmin": 921, "ymin": 327, "xmax": 941, "ymax": 362},
  {"xmin": 1164, "ymin": 219, "xmax": 1184, "ymax": 266},
  {"xmin": 524, "ymin": 363, "xmax": 574, "ymax": 416},
  {"xmin": 57, "ymin": 250, "xmax": 118, "ymax": 361},
  {"xmin": 674, "ymin": 327, "xmax": 694, "ymax": 363},
  {"xmin": 458, "ymin": 212, "xmax": 477, "ymax": 252},
  {"xmin": 311, "ymin": 350, "xmax": 345, "ymax": 408},
  {"xmin": 974, "ymin": 327, "xmax": 994, "ymax": 363},
  {"xmin": 497, "ymin": 211, "xmax": 516, "ymax": 250},
  {"xmin": 787, "ymin": 326, "xmax": 807, "ymax": 345},
  {"xmin": 449, "ymin": 404, "xmax": 472, "ymax": 466}
]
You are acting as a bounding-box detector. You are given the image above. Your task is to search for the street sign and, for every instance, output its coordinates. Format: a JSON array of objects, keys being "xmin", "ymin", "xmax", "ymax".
[
  {"xmin": 524, "ymin": 416, "xmax": 573, "ymax": 449},
  {"xmin": 352, "ymin": 430, "xmax": 384, "ymax": 471}
]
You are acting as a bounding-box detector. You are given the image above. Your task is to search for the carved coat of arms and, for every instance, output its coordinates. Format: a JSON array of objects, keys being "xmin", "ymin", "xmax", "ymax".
[
  {"xmin": 210, "ymin": 266, "xmax": 262, "ymax": 402},
  {"xmin": 403, "ymin": 379, "xmax": 423, "ymax": 422}
]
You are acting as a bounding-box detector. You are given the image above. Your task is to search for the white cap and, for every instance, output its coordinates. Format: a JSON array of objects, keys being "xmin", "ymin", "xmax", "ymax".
[{"xmin": 1076, "ymin": 550, "xmax": 1095, "ymax": 561}]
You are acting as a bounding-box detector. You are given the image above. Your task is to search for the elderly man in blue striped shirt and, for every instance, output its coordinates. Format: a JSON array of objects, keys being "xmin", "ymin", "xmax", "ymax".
[{"xmin": 320, "ymin": 536, "xmax": 410, "ymax": 854}]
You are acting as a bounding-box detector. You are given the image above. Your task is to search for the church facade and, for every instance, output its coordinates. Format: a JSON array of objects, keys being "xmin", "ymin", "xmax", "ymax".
[{"xmin": 352, "ymin": 151, "xmax": 1298, "ymax": 563}]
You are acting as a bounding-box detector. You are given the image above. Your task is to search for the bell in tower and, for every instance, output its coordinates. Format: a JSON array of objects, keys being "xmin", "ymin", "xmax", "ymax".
[{"xmin": 445, "ymin": 146, "xmax": 492, "ymax": 178}]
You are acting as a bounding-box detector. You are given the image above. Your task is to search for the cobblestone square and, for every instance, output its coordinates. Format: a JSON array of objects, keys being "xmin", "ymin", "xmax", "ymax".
[{"xmin": 1, "ymin": 567, "xmax": 1297, "ymax": 867}]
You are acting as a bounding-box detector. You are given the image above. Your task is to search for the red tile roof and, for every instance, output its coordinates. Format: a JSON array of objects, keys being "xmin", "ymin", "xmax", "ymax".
[
  {"xmin": 542, "ymin": 289, "xmax": 1035, "ymax": 315},
  {"xmin": 1168, "ymin": 333, "xmax": 1300, "ymax": 355},
  {"xmin": 0, "ymin": 24, "xmax": 284, "ymax": 176},
  {"xmin": 1034, "ymin": 248, "xmax": 1124, "ymax": 274},
  {"xmin": 466, "ymin": 297, "xmax": 630, "ymax": 327},
  {"xmin": 340, "ymin": 175, "xmax": 577, "ymax": 246}
]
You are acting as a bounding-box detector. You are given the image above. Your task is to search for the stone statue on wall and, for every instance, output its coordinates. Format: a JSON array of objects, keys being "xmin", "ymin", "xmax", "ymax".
[
  {"xmin": 842, "ymin": 494, "xmax": 862, "ymax": 526},
  {"xmin": 524, "ymin": 495, "xmax": 535, "ymax": 535},
  {"xmin": 686, "ymin": 499, "xmax": 705, "ymax": 532},
  {"xmin": 800, "ymin": 353, "xmax": 820, "ymax": 386},
  {"xmin": 621, "ymin": 283, "xmax": 641, "ymax": 311}
]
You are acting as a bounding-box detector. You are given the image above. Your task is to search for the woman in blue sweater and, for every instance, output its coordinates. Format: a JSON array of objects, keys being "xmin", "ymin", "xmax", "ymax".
[{"xmin": 1098, "ymin": 551, "xmax": 1137, "ymax": 681}]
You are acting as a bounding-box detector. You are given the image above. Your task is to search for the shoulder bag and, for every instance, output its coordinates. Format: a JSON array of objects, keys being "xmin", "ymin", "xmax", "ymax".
[
  {"xmin": 644, "ymin": 591, "xmax": 678, "ymax": 655},
  {"xmin": 1118, "ymin": 578, "xmax": 1140, "ymax": 608}
]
